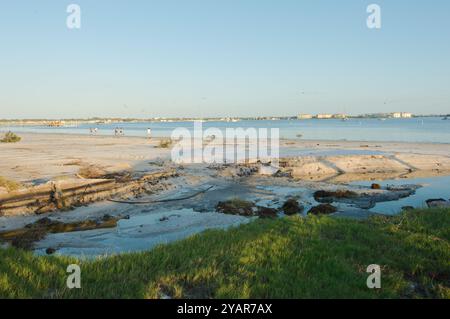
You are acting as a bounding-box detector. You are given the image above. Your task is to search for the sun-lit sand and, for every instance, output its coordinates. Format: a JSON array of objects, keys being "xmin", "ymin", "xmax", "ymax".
[{"xmin": 1, "ymin": 132, "xmax": 449, "ymax": 185}]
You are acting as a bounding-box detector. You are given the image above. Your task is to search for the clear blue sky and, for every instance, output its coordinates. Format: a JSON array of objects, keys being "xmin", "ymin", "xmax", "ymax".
[{"xmin": 0, "ymin": 0, "xmax": 449, "ymax": 119}]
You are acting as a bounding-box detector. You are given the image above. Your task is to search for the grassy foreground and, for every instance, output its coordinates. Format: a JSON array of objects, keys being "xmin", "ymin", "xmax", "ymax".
[{"xmin": 0, "ymin": 208, "xmax": 449, "ymax": 299}]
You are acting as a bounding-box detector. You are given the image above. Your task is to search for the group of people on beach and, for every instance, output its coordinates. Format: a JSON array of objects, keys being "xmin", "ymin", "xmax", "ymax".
[
  {"xmin": 89, "ymin": 127, "xmax": 152, "ymax": 139},
  {"xmin": 114, "ymin": 127, "xmax": 125, "ymax": 136}
]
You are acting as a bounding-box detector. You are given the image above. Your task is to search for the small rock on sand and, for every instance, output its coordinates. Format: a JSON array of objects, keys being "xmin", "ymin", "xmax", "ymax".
[
  {"xmin": 216, "ymin": 199, "xmax": 255, "ymax": 216},
  {"xmin": 257, "ymin": 207, "xmax": 278, "ymax": 219},
  {"xmin": 308, "ymin": 204, "xmax": 338, "ymax": 215},
  {"xmin": 371, "ymin": 183, "xmax": 381, "ymax": 190},
  {"xmin": 426, "ymin": 198, "xmax": 450, "ymax": 208},
  {"xmin": 45, "ymin": 247, "xmax": 56, "ymax": 255},
  {"xmin": 282, "ymin": 199, "xmax": 304, "ymax": 215}
]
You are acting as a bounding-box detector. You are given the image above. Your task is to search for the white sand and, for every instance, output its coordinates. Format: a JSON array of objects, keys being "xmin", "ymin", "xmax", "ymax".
[{"xmin": 1, "ymin": 133, "xmax": 449, "ymax": 184}]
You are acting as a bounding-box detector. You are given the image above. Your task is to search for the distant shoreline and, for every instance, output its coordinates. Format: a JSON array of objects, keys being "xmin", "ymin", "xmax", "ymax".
[
  {"xmin": 0, "ymin": 114, "xmax": 449, "ymax": 126},
  {"xmin": 0, "ymin": 120, "xmax": 450, "ymax": 147}
]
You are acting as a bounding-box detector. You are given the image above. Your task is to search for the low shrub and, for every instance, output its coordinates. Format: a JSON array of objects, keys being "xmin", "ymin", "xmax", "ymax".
[{"xmin": 0, "ymin": 131, "xmax": 21, "ymax": 143}]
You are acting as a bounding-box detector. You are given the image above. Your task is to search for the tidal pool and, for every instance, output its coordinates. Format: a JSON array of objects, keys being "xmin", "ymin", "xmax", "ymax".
[{"xmin": 350, "ymin": 175, "xmax": 450, "ymax": 214}]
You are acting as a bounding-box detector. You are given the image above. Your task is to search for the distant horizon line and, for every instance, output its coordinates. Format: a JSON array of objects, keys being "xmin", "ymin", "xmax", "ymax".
[{"xmin": 1, "ymin": 113, "xmax": 449, "ymax": 122}]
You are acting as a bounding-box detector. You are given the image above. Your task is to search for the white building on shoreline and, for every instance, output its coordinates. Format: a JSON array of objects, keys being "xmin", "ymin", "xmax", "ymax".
[
  {"xmin": 332, "ymin": 113, "xmax": 347, "ymax": 119},
  {"xmin": 316, "ymin": 114, "xmax": 333, "ymax": 119},
  {"xmin": 392, "ymin": 112, "xmax": 413, "ymax": 118}
]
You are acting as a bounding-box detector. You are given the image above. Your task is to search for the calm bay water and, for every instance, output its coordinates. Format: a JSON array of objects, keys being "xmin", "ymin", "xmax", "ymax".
[{"xmin": 2, "ymin": 117, "xmax": 450, "ymax": 143}]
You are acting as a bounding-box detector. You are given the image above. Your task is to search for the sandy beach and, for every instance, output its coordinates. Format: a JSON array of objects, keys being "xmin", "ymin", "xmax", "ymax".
[
  {"xmin": 2, "ymin": 1, "xmax": 450, "ymax": 300},
  {"xmin": 1, "ymin": 132, "xmax": 449, "ymax": 184},
  {"xmin": 0, "ymin": 132, "xmax": 449, "ymax": 257}
]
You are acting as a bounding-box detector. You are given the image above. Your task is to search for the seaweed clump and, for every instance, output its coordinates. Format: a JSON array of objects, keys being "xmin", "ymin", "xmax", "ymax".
[{"xmin": 308, "ymin": 204, "xmax": 338, "ymax": 215}]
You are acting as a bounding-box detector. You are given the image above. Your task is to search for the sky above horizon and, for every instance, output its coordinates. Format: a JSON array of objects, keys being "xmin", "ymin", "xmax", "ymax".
[{"xmin": 0, "ymin": 0, "xmax": 449, "ymax": 119}]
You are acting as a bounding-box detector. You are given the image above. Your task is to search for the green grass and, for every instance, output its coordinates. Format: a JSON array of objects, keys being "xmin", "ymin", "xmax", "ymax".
[
  {"xmin": 156, "ymin": 138, "xmax": 173, "ymax": 149},
  {"xmin": 0, "ymin": 208, "xmax": 449, "ymax": 299},
  {"xmin": 0, "ymin": 131, "xmax": 21, "ymax": 143}
]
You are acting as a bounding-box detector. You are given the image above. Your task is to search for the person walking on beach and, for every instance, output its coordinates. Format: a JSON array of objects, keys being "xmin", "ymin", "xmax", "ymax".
[
  {"xmin": 147, "ymin": 128, "xmax": 152, "ymax": 139},
  {"xmin": 114, "ymin": 127, "xmax": 124, "ymax": 137}
]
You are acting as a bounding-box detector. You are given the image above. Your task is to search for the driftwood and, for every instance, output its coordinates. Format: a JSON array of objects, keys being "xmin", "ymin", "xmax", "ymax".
[
  {"xmin": 108, "ymin": 186, "xmax": 214, "ymax": 205},
  {"xmin": 0, "ymin": 169, "xmax": 178, "ymax": 216}
]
